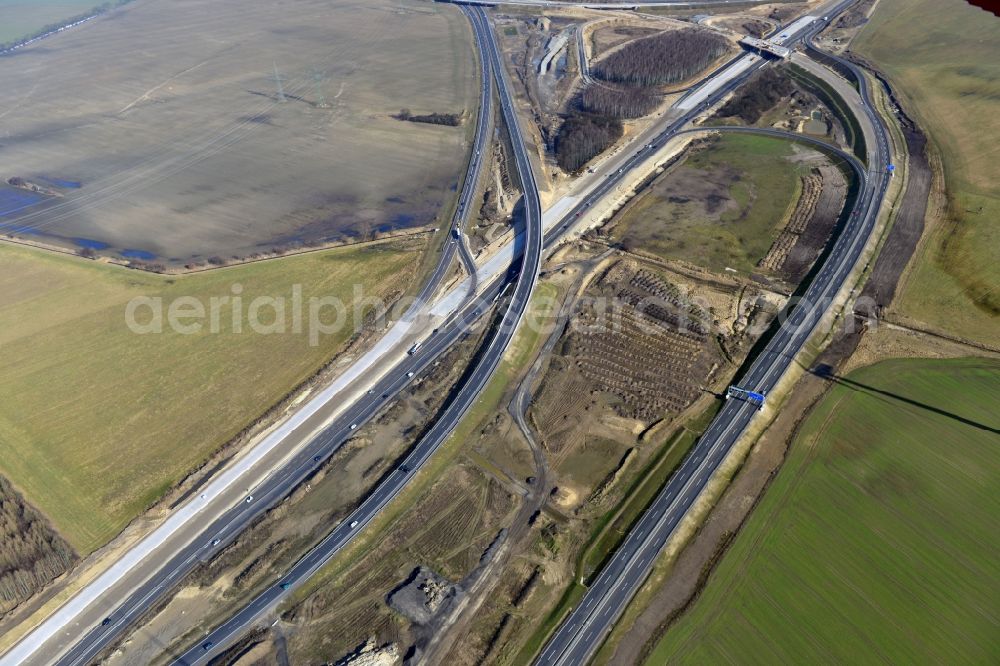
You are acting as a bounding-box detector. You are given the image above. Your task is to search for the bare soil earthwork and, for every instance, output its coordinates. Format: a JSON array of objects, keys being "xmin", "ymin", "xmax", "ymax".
[
  {"xmin": 0, "ymin": 0, "xmax": 476, "ymax": 264},
  {"xmin": 442, "ymin": 248, "xmax": 778, "ymax": 664},
  {"xmin": 531, "ymin": 259, "xmax": 720, "ymax": 455}
]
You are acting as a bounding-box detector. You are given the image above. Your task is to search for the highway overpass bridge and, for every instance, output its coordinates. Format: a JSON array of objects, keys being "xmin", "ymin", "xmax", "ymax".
[{"xmin": 739, "ymin": 35, "xmax": 792, "ymax": 58}]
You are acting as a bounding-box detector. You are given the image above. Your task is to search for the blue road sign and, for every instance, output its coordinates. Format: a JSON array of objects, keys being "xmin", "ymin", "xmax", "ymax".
[{"xmin": 728, "ymin": 386, "xmax": 765, "ymax": 404}]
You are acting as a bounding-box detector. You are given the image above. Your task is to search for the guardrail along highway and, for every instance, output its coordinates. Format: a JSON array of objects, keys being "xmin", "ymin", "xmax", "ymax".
[
  {"xmin": 166, "ymin": 5, "xmax": 544, "ymax": 664},
  {"xmin": 533, "ymin": 3, "xmax": 894, "ymax": 664},
  {"xmin": 2, "ymin": 1, "xmax": 892, "ymax": 664},
  {"xmin": 1, "ymin": 6, "xmax": 505, "ymax": 666}
]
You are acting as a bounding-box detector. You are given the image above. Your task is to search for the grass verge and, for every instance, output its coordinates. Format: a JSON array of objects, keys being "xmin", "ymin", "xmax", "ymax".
[
  {"xmin": 788, "ymin": 63, "xmax": 867, "ymax": 162},
  {"xmin": 852, "ymin": 0, "xmax": 1000, "ymax": 344},
  {"xmin": 580, "ymin": 402, "xmax": 721, "ymax": 581},
  {"xmin": 512, "ymin": 399, "xmax": 722, "ymax": 664}
]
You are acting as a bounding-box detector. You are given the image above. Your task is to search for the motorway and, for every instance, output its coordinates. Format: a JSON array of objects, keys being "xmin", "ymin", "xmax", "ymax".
[
  {"xmin": 452, "ymin": 0, "xmax": 769, "ymax": 8},
  {"xmin": 175, "ymin": 5, "xmax": 882, "ymax": 663},
  {"xmin": 4, "ymin": 2, "xmax": 881, "ymax": 664},
  {"xmin": 176, "ymin": 6, "xmax": 876, "ymax": 663},
  {"xmin": 1, "ymin": 7, "xmax": 500, "ymax": 666},
  {"xmin": 168, "ymin": 4, "xmax": 545, "ymax": 664},
  {"xmin": 533, "ymin": 5, "xmax": 894, "ymax": 665}
]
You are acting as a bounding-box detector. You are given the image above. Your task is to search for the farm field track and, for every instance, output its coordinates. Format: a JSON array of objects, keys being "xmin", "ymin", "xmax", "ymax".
[
  {"xmin": 609, "ymin": 134, "xmax": 830, "ymax": 275},
  {"xmin": 852, "ymin": 0, "xmax": 1000, "ymax": 345},
  {"xmin": 0, "ymin": 0, "xmax": 98, "ymax": 44},
  {"xmin": 0, "ymin": 239, "xmax": 423, "ymax": 553},
  {"xmin": 0, "ymin": 0, "xmax": 475, "ymax": 263},
  {"xmin": 646, "ymin": 357, "xmax": 1000, "ymax": 665}
]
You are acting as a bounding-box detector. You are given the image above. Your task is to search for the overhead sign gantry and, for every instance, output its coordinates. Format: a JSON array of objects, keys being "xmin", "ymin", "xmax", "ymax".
[{"xmin": 726, "ymin": 385, "xmax": 767, "ymax": 409}]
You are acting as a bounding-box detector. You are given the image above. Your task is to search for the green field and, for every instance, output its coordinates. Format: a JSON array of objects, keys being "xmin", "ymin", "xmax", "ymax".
[
  {"xmin": 646, "ymin": 357, "xmax": 1000, "ymax": 664},
  {"xmin": 0, "ymin": 241, "xmax": 422, "ymax": 552},
  {"xmin": 853, "ymin": 0, "xmax": 1000, "ymax": 345},
  {"xmin": 611, "ymin": 134, "xmax": 806, "ymax": 273},
  {"xmin": 0, "ymin": 0, "xmax": 102, "ymax": 44}
]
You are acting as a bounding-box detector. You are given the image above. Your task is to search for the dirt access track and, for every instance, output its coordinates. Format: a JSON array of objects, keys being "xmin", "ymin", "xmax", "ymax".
[{"xmin": 0, "ymin": 0, "xmax": 475, "ymax": 264}]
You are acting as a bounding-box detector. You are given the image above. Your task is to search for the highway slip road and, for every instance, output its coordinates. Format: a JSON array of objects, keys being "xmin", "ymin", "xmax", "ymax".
[
  {"xmin": 3, "ymin": 2, "xmax": 867, "ymax": 664},
  {"xmin": 534, "ymin": 3, "xmax": 894, "ymax": 664},
  {"xmin": 167, "ymin": 5, "xmax": 542, "ymax": 664},
  {"xmin": 414, "ymin": 29, "xmax": 491, "ymax": 308},
  {"xmin": 1, "ymin": 8, "xmax": 501, "ymax": 666},
  {"xmin": 171, "ymin": 4, "xmax": 871, "ymax": 662}
]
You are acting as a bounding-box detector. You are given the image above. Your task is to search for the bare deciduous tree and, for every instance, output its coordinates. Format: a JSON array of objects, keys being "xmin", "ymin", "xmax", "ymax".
[{"xmin": 592, "ymin": 29, "xmax": 728, "ymax": 87}]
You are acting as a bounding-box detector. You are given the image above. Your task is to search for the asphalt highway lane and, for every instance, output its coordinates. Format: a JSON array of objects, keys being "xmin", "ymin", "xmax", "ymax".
[
  {"xmin": 28, "ymin": 8, "xmax": 504, "ymax": 666},
  {"xmin": 453, "ymin": 0, "xmax": 770, "ymax": 8},
  {"xmin": 410, "ymin": 17, "xmax": 492, "ymax": 310},
  {"xmin": 16, "ymin": 3, "xmax": 877, "ymax": 664},
  {"xmin": 534, "ymin": 5, "xmax": 893, "ymax": 664},
  {"xmin": 58, "ymin": 275, "xmax": 505, "ymax": 666},
  {"xmin": 167, "ymin": 5, "xmax": 544, "ymax": 664},
  {"xmin": 176, "ymin": 8, "xmax": 873, "ymax": 663}
]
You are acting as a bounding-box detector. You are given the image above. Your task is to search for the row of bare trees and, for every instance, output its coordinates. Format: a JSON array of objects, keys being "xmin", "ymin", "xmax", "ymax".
[
  {"xmin": 717, "ymin": 67, "xmax": 794, "ymax": 123},
  {"xmin": 0, "ymin": 0, "xmax": 136, "ymax": 52},
  {"xmin": 591, "ymin": 29, "xmax": 729, "ymax": 87},
  {"xmin": 0, "ymin": 479, "xmax": 76, "ymax": 614},
  {"xmin": 554, "ymin": 114, "xmax": 623, "ymax": 173},
  {"xmin": 578, "ymin": 84, "xmax": 659, "ymax": 120},
  {"xmin": 395, "ymin": 109, "xmax": 462, "ymax": 127}
]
